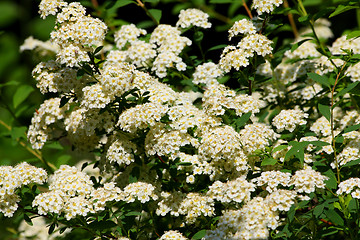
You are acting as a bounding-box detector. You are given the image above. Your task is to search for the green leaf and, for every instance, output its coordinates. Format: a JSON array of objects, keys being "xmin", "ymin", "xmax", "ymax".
[
  {"xmin": 342, "ymin": 158, "xmax": 360, "ymax": 168},
  {"xmin": 234, "ymin": 112, "xmax": 252, "ymax": 129},
  {"xmin": 192, "ymin": 229, "xmax": 207, "ymax": 239},
  {"xmin": 272, "ymin": 144, "xmax": 289, "ymax": 153},
  {"xmin": 302, "ymin": 0, "xmax": 322, "ymax": 6},
  {"xmin": 106, "ymin": 0, "xmax": 134, "ymax": 9},
  {"xmin": 88, "ymin": 220, "xmax": 117, "ymax": 230},
  {"xmin": 291, "ymin": 39, "xmax": 311, "ymax": 52},
  {"xmin": 125, "ymin": 211, "xmax": 142, "ymax": 216},
  {"xmin": 48, "ymin": 223, "xmax": 56, "ymax": 234},
  {"xmin": 11, "ymin": 126, "xmax": 27, "ymax": 143},
  {"xmin": 308, "ymin": 72, "xmax": 331, "ymax": 88},
  {"xmin": 94, "ymin": 46, "xmax": 103, "ymax": 55},
  {"xmin": 207, "ymin": 44, "xmax": 227, "ymax": 52},
  {"xmin": 209, "ymin": 0, "xmax": 235, "ymax": 3},
  {"xmin": 324, "ymin": 169, "xmax": 337, "ymax": 189},
  {"xmin": 347, "ymin": 30, "xmax": 360, "ymax": 40},
  {"xmin": 0, "ymin": 2, "xmax": 18, "ymax": 27},
  {"xmin": 329, "ymin": 5, "xmax": 359, "ymax": 18},
  {"xmin": 23, "ymin": 214, "xmax": 33, "ymax": 226},
  {"xmin": 194, "ymin": 31, "xmax": 204, "ymax": 42},
  {"xmin": 344, "ymin": 124, "xmax": 360, "ymax": 133},
  {"xmin": 261, "ymin": 158, "xmax": 278, "ymax": 166},
  {"xmin": 324, "ymin": 209, "xmax": 344, "ymax": 226},
  {"xmin": 13, "ymin": 85, "xmax": 34, "ymax": 109},
  {"xmin": 313, "ymin": 204, "xmax": 324, "ymax": 217},
  {"xmin": 148, "ymin": 9, "xmax": 162, "ymax": 24},
  {"xmin": 318, "ymin": 103, "xmax": 331, "ymax": 122},
  {"xmin": 335, "ymin": 82, "xmax": 359, "ymax": 99}
]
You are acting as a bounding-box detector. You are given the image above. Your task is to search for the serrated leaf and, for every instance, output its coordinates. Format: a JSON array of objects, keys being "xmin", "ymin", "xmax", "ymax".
[
  {"xmin": 329, "ymin": 5, "xmax": 359, "ymax": 18},
  {"xmin": 13, "ymin": 85, "xmax": 34, "ymax": 109},
  {"xmin": 318, "ymin": 103, "xmax": 331, "ymax": 122},
  {"xmin": 192, "ymin": 229, "xmax": 207, "ymax": 239},
  {"xmin": 261, "ymin": 158, "xmax": 278, "ymax": 166},
  {"xmin": 308, "ymin": 72, "xmax": 330, "ymax": 88},
  {"xmin": 148, "ymin": 9, "xmax": 162, "ymax": 24}
]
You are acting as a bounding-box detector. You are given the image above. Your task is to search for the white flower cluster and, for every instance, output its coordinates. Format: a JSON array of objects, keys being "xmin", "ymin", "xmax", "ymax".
[
  {"xmin": 32, "ymin": 60, "xmax": 87, "ymax": 94},
  {"xmin": 156, "ymin": 192, "xmax": 214, "ymax": 224},
  {"xmin": 159, "ymin": 230, "xmax": 188, "ymax": 240},
  {"xmin": 202, "ymin": 84, "xmax": 265, "ymax": 117},
  {"xmin": 192, "ymin": 62, "xmax": 223, "ymax": 87},
  {"xmin": 252, "ymin": 0, "xmax": 284, "ymax": 15},
  {"xmin": 106, "ymin": 134, "xmax": 138, "ymax": 166},
  {"xmin": 18, "ymin": 217, "xmax": 70, "ymax": 240},
  {"xmin": 252, "ymin": 170, "xmax": 291, "ymax": 193},
  {"xmin": 27, "ymin": 98, "xmax": 66, "ymax": 149},
  {"xmin": 176, "ymin": 8, "xmax": 211, "ymax": 29},
  {"xmin": 39, "ymin": 1, "xmax": 108, "ymax": 67},
  {"xmin": 0, "ymin": 163, "xmax": 47, "ymax": 217},
  {"xmin": 337, "ymin": 178, "xmax": 360, "ymax": 198},
  {"xmin": 199, "ymin": 125, "xmax": 248, "ymax": 174},
  {"xmin": 272, "ymin": 109, "xmax": 309, "ymax": 132},
  {"xmin": 207, "ymin": 177, "xmax": 255, "ymax": 203},
  {"xmin": 123, "ymin": 182, "xmax": 158, "ymax": 203},
  {"xmin": 291, "ymin": 166, "xmax": 328, "ymax": 194},
  {"xmin": 114, "ymin": 23, "xmax": 147, "ymax": 49},
  {"xmin": 239, "ymin": 122, "xmax": 280, "ymax": 155},
  {"xmin": 310, "ymin": 116, "xmax": 332, "ymax": 136},
  {"xmin": 228, "ymin": 19, "xmax": 257, "ymax": 40},
  {"xmin": 220, "ymin": 19, "xmax": 273, "ymax": 72}
]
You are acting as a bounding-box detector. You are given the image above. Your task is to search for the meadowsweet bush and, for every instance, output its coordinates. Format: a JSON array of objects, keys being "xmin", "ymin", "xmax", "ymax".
[{"xmin": 2, "ymin": 0, "xmax": 360, "ymax": 239}]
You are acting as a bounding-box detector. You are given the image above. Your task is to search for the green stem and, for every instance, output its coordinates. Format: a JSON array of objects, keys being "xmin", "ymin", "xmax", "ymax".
[{"xmin": 135, "ymin": 0, "xmax": 159, "ymax": 25}]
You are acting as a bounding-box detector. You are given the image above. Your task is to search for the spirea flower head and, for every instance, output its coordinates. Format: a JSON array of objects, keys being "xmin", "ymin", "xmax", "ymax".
[
  {"xmin": 252, "ymin": 170, "xmax": 291, "ymax": 193},
  {"xmin": 123, "ymin": 182, "xmax": 158, "ymax": 203},
  {"xmin": 239, "ymin": 122, "xmax": 280, "ymax": 155},
  {"xmin": 114, "ymin": 24, "xmax": 147, "ymax": 49},
  {"xmin": 176, "ymin": 9, "xmax": 211, "ymax": 29},
  {"xmin": 252, "ymin": 0, "xmax": 284, "ymax": 15},
  {"xmin": 117, "ymin": 102, "xmax": 168, "ymax": 133},
  {"xmin": 291, "ymin": 165, "xmax": 328, "ymax": 194},
  {"xmin": 0, "ymin": 163, "xmax": 47, "ymax": 217},
  {"xmin": 272, "ymin": 109, "xmax": 309, "ymax": 132},
  {"xmin": 39, "ymin": 0, "xmax": 67, "ymax": 19},
  {"xmin": 159, "ymin": 230, "xmax": 188, "ymax": 240},
  {"xmin": 207, "ymin": 177, "xmax": 255, "ymax": 203},
  {"xmin": 337, "ymin": 178, "xmax": 360, "ymax": 198},
  {"xmin": 48, "ymin": 165, "xmax": 94, "ymax": 196},
  {"xmin": 228, "ymin": 19, "xmax": 257, "ymax": 40},
  {"xmin": 192, "ymin": 62, "xmax": 223, "ymax": 87},
  {"xmin": 27, "ymin": 98, "xmax": 66, "ymax": 149}
]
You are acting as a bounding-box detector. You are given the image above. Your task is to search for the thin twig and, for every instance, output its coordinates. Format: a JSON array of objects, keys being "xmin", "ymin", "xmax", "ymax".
[
  {"xmin": 199, "ymin": 4, "xmax": 232, "ymax": 24},
  {"xmin": 0, "ymin": 120, "xmax": 56, "ymax": 173},
  {"xmin": 284, "ymin": 0, "xmax": 299, "ymax": 38},
  {"xmin": 135, "ymin": 0, "xmax": 160, "ymax": 25},
  {"xmin": 242, "ymin": 0, "xmax": 253, "ymax": 19},
  {"xmin": 330, "ymin": 62, "xmax": 346, "ymax": 184}
]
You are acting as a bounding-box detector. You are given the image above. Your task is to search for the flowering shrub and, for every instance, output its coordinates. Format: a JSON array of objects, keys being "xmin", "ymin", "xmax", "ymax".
[{"xmin": 2, "ymin": 0, "xmax": 360, "ymax": 239}]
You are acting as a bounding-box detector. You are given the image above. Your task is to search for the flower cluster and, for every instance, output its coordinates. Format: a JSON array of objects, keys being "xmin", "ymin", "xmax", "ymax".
[
  {"xmin": 0, "ymin": 163, "xmax": 47, "ymax": 217},
  {"xmin": 272, "ymin": 109, "xmax": 308, "ymax": 132},
  {"xmin": 176, "ymin": 8, "xmax": 211, "ymax": 29},
  {"xmin": 337, "ymin": 178, "xmax": 360, "ymax": 198},
  {"xmin": 220, "ymin": 17, "xmax": 273, "ymax": 72}
]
